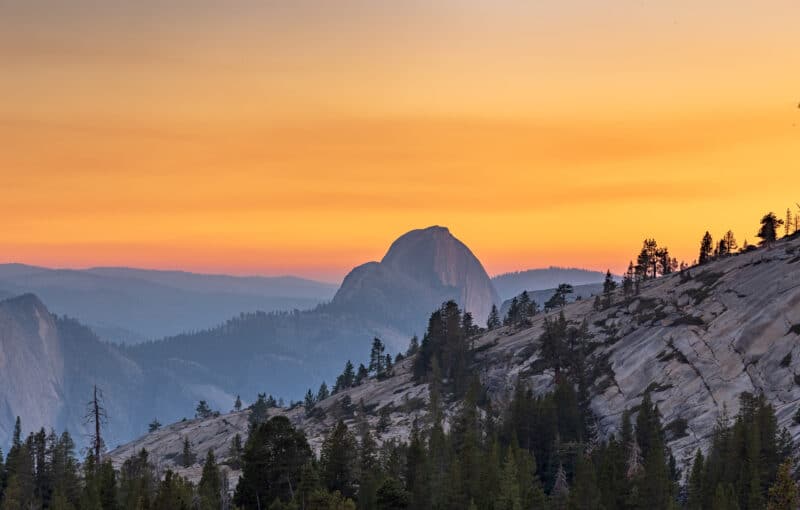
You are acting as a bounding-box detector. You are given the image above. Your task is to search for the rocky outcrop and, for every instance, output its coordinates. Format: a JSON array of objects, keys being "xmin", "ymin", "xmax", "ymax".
[
  {"xmin": 109, "ymin": 236, "xmax": 800, "ymax": 484},
  {"xmin": 0, "ymin": 294, "xmax": 65, "ymax": 444},
  {"xmin": 331, "ymin": 226, "xmax": 499, "ymax": 332},
  {"xmin": 0, "ymin": 294, "xmax": 221, "ymax": 449}
]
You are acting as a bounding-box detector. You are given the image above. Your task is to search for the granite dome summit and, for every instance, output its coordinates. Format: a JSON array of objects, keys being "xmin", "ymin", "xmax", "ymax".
[{"xmin": 332, "ymin": 226, "xmax": 499, "ymax": 330}]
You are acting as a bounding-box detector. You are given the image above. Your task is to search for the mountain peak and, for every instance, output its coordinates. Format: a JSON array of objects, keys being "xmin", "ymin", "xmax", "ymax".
[
  {"xmin": 0, "ymin": 292, "xmax": 49, "ymax": 315},
  {"xmin": 332, "ymin": 227, "xmax": 499, "ymax": 329}
]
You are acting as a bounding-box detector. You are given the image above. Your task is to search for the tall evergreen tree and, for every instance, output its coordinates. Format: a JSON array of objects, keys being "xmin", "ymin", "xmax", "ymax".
[
  {"xmin": 699, "ymin": 231, "xmax": 714, "ymax": 265},
  {"xmin": 487, "ymin": 305, "xmax": 501, "ymax": 330},
  {"xmin": 152, "ymin": 470, "xmax": 193, "ymax": 510},
  {"xmin": 623, "ymin": 262, "xmax": 635, "ymax": 298},
  {"xmin": 181, "ymin": 437, "xmax": 195, "ymax": 468},
  {"xmin": 317, "ymin": 382, "xmax": 330, "ymax": 402},
  {"xmin": 406, "ymin": 335, "xmax": 420, "ymax": 356},
  {"xmin": 766, "ymin": 460, "xmax": 798, "ymax": 510},
  {"xmin": 195, "ymin": 400, "xmax": 213, "ymax": 419},
  {"xmin": 758, "ymin": 212, "xmax": 784, "ymax": 245},
  {"xmin": 198, "ymin": 450, "xmax": 221, "ymax": 510},
  {"xmin": 234, "ymin": 416, "xmax": 312, "ymax": 507},
  {"xmin": 320, "ymin": 421, "xmax": 359, "ymax": 499},
  {"xmin": 343, "ymin": 360, "xmax": 356, "ymax": 387},
  {"xmin": 723, "ymin": 230, "xmax": 738, "ymax": 254},
  {"xmin": 686, "ymin": 449, "xmax": 705, "ymax": 510},
  {"xmin": 568, "ymin": 454, "xmax": 603, "ymax": 510},
  {"xmin": 369, "ymin": 338, "xmax": 386, "ymax": 376},
  {"xmin": 496, "ymin": 451, "xmax": 522, "ymax": 510},
  {"xmin": 602, "ymin": 269, "xmax": 617, "ymax": 307},
  {"xmin": 305, "ymin": 389, "xmax": 316, "ymax": 413}
]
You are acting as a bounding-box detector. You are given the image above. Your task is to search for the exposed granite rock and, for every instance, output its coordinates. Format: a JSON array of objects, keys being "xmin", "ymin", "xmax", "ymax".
[
  {"xmin": 109, "ymin": 237, "xmax": 800, "ymax": 483},
  {"xmin": 331, "ymin": 226, "xmax": 499, "ymax": 333}
]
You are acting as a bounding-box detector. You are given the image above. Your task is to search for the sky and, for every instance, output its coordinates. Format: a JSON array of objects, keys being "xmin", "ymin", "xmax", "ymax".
[{"xmin": 1, "ymin": 0, "xmax": 799, "ymax": 282}]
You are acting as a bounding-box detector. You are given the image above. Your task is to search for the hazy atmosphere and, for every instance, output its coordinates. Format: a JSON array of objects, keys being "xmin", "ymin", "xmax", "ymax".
[
  {"xmin": 3, "ymin": 1, "xmax": 799, "ymax": 280},
  {"xmin": 1, "ymin": 2, "xmax": 800, "ymax": 510}
]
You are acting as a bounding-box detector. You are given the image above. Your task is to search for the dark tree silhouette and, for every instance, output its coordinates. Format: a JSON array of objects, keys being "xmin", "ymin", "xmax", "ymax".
[
  {"xmin": 84, "ymin": 385, "xmax": 107, "ymax": 464},
  {"xmin": 758, "ymin": 212, "xmax": 784, "ymax": 245},
  {"xmin": 699, "ymin": 231, "xmax": 714, "ymax": 264}
]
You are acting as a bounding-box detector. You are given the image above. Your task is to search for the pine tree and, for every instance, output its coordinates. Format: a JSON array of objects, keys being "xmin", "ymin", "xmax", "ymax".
[
  {"xmin": 723, "ymin": 230, "xmax": 738, "ymax": 254},
  {"xmin": 355, "ymin": 364, "xmax": 369, "ymax": 385},
  {"xmin": 758, "ymin": 212, "xmax": 784, "ymax": 245},
  {"xmin": 602, "ymin": 269, "xmax": 617, "ymax": 307},
  {"xmin": 152, "ymin": 470, "xmax": 193, "ymax": 510},
  {"xmin": 504, "ymin": 297, "xmax": 519, "ymax": 326},
  {"xmin": 195, "ymin": 400, "xmax": 213, "ymax": 419},
  {"xmin": 317, "ymin": 382, "xmax": 330, "ymax": 402},
  {"xmin": 384, "ymin": 353, "xmax": 394, "ymax": 377},
  {"xmin": 405, "ymin": 420, "xmax": 429, "ymax": 510},
  {"xmin": 229, "ymin": 433, "xmax": 243, "ymax": 470},
  {"xmin": 711, "ymin": 483, "xmax": 739, "ymax": 510},
  {"xmin": 234, "ymin": 416, "xmax": 312, "ymax": 507},
  {"xmin": 545, "ymin": 284, "xmax": 574, "ymax": 310},
  {"xmin": 487, "ymin": 304, "xmax": 501, "ymax": 330},
  {"xmin": 343, "ymin": 360, "xmax": 356, "ymax": 387},
  {"xmin": 181, "ymin": 437, "xmax": 195, "ymax": 468},
  {"xmin": 369, "ymin": 338, "xmax": 386, "ymax": 376},
  {"xmin": 623, "ymin": 262, "xmax": 635, "ymax": 298},
  {"xmin": 686, "ymin": 450, "xmax": 705, "ymax": 510},
  {"xmin": 320, "ymin": 421, "xmax": 359, "ymax": 499},
  {"xmin": 357, "ymin": 428, "xmax": 380, "ymax": 510},
  {"xmin": 305, "ymin": 389, "xmax": 316, "ymax": 413},
  {"xmin": 496, "ymin": 452, "xmax": 522, "ymax": 510},
  {"xmin": 148, "ymin": 419, "xmax": 161, "ymax": 433},
  {"xmin": 249, "ymin": 393, "xmax": 269, "ymax": 428},
  {"xmin": 569, "ymin": 454, "xmax": 602, "ymax": 510},
  {"xmin": 699, "ymin": 231, "xmax": 714, "ymax": 264},
  {"xmin": 375, "ymin": 478, "xmax": 409, "ymax": 510},
  {"xmin": 785, "ymin": 208, "xmax": 793, "ymax": 237},
  {"xmin": 118, "ymin": 448, "xmax": 156, "ymax": 510},
  {"xmin": 406, "ymin": 335, "xmax": 420, "ymax": 356},
  {"xmin": 766, "ymin": 460, "xmax": 798, "ymax": 510},
  {"xmin": 234, "ymin": 394, "xmax": 243, "ymax": 412},
  {"xmin": 198, "ymin": 450, "xmax": 221, "ymax": 510}
]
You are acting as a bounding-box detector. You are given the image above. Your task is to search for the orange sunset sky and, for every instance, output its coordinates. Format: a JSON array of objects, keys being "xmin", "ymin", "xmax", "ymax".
[{"xmin": 2, "ymin": 1, "xmax": 799, "ymax": 282}]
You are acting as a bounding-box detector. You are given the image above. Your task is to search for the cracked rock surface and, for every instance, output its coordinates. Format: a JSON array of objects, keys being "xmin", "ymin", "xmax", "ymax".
[{"xmin": 109, "ymin": 236, "xmax": 800, "ymax": 482}]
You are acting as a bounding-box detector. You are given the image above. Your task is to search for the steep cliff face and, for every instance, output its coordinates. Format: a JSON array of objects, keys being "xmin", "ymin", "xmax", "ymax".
[
  {"xmin": 109, "ymin": 236, "xmax": 800, "ymax": 484},
  {"xmin": 0, "ymin": 294, "xmax": 203, "ymax": 449},
  {"xmin": 332, "ymin": 226, "xmax": 499, "ymax": 333},
  {"xmin": 0, "ymin": 294, "xmax": 65, "ymax": 445}
]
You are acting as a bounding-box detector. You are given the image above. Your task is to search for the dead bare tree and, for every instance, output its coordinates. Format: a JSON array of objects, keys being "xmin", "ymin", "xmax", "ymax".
[{"xmin": 84, "ymin": 384, "xmax": 108, "ymax": 463}]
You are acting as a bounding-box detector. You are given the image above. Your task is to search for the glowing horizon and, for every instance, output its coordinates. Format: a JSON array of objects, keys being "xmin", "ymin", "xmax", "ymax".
[{"xmin": 2, "ymin": 1, "xmax": 799, "ymax": 282}]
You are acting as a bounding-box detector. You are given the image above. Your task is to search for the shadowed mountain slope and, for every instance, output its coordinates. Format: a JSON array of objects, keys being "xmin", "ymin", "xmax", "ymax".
[
  {"xmin": 0, "ymin": 264, "xmax": 337, "ymax": 344},
  {"xmin": 111, "ymin": 235, "xmax": 800, "ymax": 486}
]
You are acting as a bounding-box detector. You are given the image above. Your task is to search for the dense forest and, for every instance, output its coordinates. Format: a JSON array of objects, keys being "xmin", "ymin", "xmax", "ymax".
[{"xmin": 2, "ymin": 303, "xmax": 798, "ymax": 509}]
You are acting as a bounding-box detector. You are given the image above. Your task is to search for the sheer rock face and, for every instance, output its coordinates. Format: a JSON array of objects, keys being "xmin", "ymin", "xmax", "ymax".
[
  {"xmin": 0, "ymin": 294, "xmax": 65, "ymax": 444},
  {"xmin": 109, "ymin": 236, "xmax": 800, "ymax": 485},
  {"xmin": 332, "ymin": 226, "xmax": 500, "ymax": 332}
]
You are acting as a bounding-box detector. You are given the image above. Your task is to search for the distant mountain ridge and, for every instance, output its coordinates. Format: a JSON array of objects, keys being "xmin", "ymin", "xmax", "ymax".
[
  {"xmin": 0, "ymin": 226, "xmax": 501, "ymax": 448},
  {"xmin": 0, "ymin": 264, "xmax": 338, "ymax": 343},
  {"xmin": 499, "ymin": 282, "xmax": 605, "ymax": 317},
  {"xmin": 130, "ymin": 226, "xmax": 500, "ymax": 401},
  {"xmin": 492, "ymin": 267, "xmax": 609, "ymax": 300}
]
